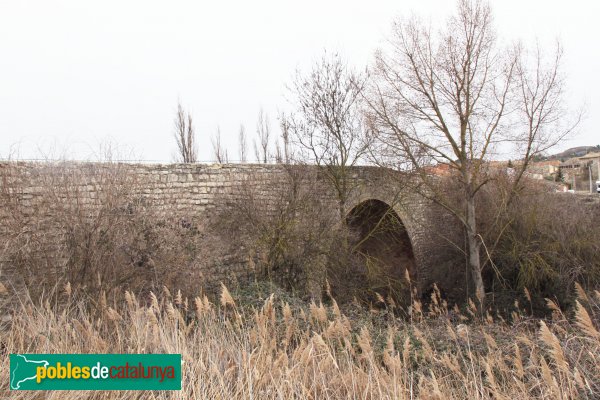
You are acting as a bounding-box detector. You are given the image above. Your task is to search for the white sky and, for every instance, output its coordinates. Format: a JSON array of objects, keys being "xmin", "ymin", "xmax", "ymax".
[{"xmin": 1, "ymin": 0, "xmax": 598, "ymax": 162}]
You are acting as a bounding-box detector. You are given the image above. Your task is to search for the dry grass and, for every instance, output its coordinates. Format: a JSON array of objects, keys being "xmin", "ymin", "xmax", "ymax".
[{"xmin": 1, "ymin": 283, "xmax": 598, "ymax": 399}]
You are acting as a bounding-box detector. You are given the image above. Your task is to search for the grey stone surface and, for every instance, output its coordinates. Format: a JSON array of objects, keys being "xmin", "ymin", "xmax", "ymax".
[{"xmin": 0, "ymin": 161, "xmax": 466, "ymax": 300}]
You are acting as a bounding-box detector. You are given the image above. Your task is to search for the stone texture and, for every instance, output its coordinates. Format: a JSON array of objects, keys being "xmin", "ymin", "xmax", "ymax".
[{"xmin": 0, "ymin": 161, "xmax": 466, "ymax": 300}]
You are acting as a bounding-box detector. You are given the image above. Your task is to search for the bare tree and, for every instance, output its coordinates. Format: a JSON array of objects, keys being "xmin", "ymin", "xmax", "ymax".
[
  {"xmin": 212, "ymin": 127, "xmax": 228, "ymax": 163},
  {"xmin": 287, "ymin": 52, "xmax": 369, "ymax": 219},
  {"xmin": 173, "ymin": 102, "xmax": 197, "ymax": 163},
  {"xmin": 365, "ymin": 0, "xmax": 578, "ymax": 305},
  {"xmin": 279, "ymin": 113, "xmax": 291, "ymax": 164},
  {"xmin": 255, "ymin": 108, "xmax": 271, "ymax": 163},
  {"xmin": 274, "ymin": 139, "xmax": 283, "ymax": 163},
  {"xmin": 238, "ymin": 124, "xmax": 247, "ymax": 162}
]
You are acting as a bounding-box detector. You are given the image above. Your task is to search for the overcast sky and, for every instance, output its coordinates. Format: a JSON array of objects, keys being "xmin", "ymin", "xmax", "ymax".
[{"xmin": 1, "ymin": 0, "xmax": 598, "ymax": 162}]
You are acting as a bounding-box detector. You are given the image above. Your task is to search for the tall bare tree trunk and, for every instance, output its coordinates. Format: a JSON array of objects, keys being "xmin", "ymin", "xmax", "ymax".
[{"xmin": 466, "ymin": 194, "xmax": 484, "ymax": 305}]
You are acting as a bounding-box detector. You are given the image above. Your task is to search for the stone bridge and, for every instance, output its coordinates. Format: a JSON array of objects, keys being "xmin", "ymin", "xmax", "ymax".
[{"xmin": 0, "ymin": 162, "xmax": 466, "ymax": 302}]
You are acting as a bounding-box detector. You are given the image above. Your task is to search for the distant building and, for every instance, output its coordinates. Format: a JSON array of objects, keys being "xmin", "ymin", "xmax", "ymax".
[
  {"xmin": 528, "ymin": 160, "xmax": 561, "ymax": 179},
  {"xmin": 578, "ymin": 152, "xmax": 600, "ymax": 171},
  {"xmin": 559, "ymin": 157, "xmax": 582, "ymax": 170},
  {"xmin": 558, "ymin": 151, "xmax": 600, "ymax": 192},
  {"xmin": 424, "ymin": 163, "xmax": 452, "ymax": 176}
]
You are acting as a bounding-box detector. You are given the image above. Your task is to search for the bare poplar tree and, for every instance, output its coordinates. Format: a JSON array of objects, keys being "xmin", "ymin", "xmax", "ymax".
[
  {"xmin": 287, "ymin": 52, "xmax": 369, "ymax": 219},
  {"xmin": 255, "ymin": 108, "xmax": 271, "ymax": 163},
  {"xmin": 279, "ymin": 114, "xmax": 291, "ymax": 164},
  {"xmin": 212, "ymin": 127, "xmax": 228, "ymax": 163},
  {"xmin": 365, "ymin": 0, "xmax": 578, "ymax": 304},
  {"xmin": 238, "ymin": 124, "xmax": 247, "ymax": 162},
  {"xmin": 253, "ymin": 140, "xmax": 260, "ymax": 164},
  {"xmin": 173, "ymin": 102, "xmax": 197, "ymax": 163},
  {"xmin": 274, "ymin": 139, "xmax": 283, "ymax": 163}
]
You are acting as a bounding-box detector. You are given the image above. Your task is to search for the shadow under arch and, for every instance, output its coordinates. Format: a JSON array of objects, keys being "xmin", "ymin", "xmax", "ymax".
[{"xmin": 344, "ymin": 199, "xmax": 417, "ymax": 305}]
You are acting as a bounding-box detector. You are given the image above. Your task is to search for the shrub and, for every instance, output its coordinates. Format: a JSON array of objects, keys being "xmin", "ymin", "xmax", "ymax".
[
  {"xmin": 479, "ymin": 178, "xmax": 600, "ymax": 308},
  {"xmin": 0, "ymin": 162, "xmax": 203, "ymax": 301}
]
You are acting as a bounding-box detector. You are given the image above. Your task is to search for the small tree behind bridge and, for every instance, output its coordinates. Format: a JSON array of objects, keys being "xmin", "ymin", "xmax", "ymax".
[{"xmin": 286, "ymin": 52, "xmax": 370, "ymax": 220}]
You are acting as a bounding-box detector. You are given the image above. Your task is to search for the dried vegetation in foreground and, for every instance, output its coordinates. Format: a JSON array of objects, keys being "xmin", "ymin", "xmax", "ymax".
[{"xmin": 1, "ymin": 282, "xmax": 599, "ymax": 399}]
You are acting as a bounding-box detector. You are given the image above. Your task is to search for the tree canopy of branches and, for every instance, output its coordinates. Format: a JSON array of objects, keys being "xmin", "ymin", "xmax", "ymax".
[
  {"xmin": 365, "ymin": 0, "xmax": 578, "ymax": 305},
  {"xmin": 173, "ymin": 102, "xmax": 198, "ymax": 163},
  {"xmin": 287, "ymin": 52, "xmax": 369, "ymax": 218}
]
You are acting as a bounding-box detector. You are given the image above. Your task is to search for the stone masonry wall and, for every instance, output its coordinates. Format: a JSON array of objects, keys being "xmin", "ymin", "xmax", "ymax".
[{"xmin": 0, "ymin": 161, "xmax": 466, "ymax": 301}]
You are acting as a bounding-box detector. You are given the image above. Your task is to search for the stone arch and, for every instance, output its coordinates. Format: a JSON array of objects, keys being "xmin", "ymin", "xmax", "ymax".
[{"xmin": 344, "ymin": 198, "xmax": 418, "ymax": 304}]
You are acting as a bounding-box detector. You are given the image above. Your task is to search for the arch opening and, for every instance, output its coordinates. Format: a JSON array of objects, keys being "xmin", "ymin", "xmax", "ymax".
[{"xmin": 343, "ymin": 199, "xmax": 416, "ymax": 305}]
